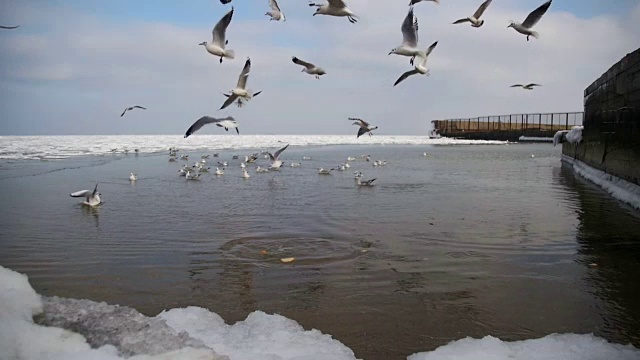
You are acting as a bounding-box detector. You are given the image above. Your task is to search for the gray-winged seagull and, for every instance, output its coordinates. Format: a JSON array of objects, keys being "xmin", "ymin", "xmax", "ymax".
[
  {"xmin": 508, "ymin": 0, "xmax": 552, "ymax": 41},
  {"xmin": 184, "ymin": 116, "xmax": 239, "ymax": 137},
  {"xmin": 292, "ymin": 57, "xmax": 326, "ymax": 79},
  {"xmin": 200, "ymin": 7, "xmax": 235, "ymax": 63},
  {"xmin": 453, "ymin": 0, "xmax": 492, "ymax": 28},
  {"xmin": 309, "ymin": 0, "xmax": 359, "ymax": 24},
  {"xmin": 266, "ymin": 0, "xmax": 286, "ymax": 21},
  {"xmin": 219, "ymin": 57, "xmax": 262, "ymax": 110},
  {"xmin": 350, "ymin": 118, "xmax": 379, "ymax": 138},
  {"xmin": 393, "ymin": 41, "xmax": 438, "ymax": 87},
  {"xmin": 70, "ymin": 183, "xmax": 102, "ymax": 207}
]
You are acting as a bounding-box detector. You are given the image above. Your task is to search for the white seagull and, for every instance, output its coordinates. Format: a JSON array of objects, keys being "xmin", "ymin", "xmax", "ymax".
[
  {"xmin": 349, "ymin": 118, "xmax": 379, "ymax": 138},
  {"xmin": 553, "ymin": 130, "xmax": 570, "ymax": 146},
  {"xmin": 453, "ymin": 0, "xmax": 492, "ymax": 28},
  {"xmin": 266, "ymin": 0, "xmax": 286, "ymax": 21},
  {"xmin": 184, "ymin": 116, "xmax": 239, "ymax": 137},
  {"xmin": 317, "ymin": 167, "xmax": 336, "ymax": 174},
  {"xmin": 70, "ymin": 183, "xmax": 102, "ymax": 207},
  {"xmin": 268, "ymin": 143, "xmax": 290, "ymax": 170},
  {"xmin": 129, "ymin": 172, "xmax": 138, "ymax": 181},
  {"xmin": 508, "ymin": 0, "xmax": 552, "ymax": 41},
  {"xmin": 510, "ymin": 83, "xmax": 542, "ymax": 90},
  {"xmin": 292, "ymin": 57, "xmax": 326, "ymax": 79},
  {"xmin": 409, "ymin": 0, "xmax": 439, "ymax": 5},
  {"xmin": 220, "ymin": 57, "xmax": 262, "ymax": 110},
  {"xmin": 120, "ymin": 105, "xmax": 146, "ymax": 117},
  {"xmin": 389, "ymin": 7, "xmax": 425, "ymax": 66},
  {"xmin": 309, "ymin": 0, "xmax": 359, "ymax": 24},
  {"xmin": 199, "ymin": 7, "xmax": 235, "ymax": 64},
  {"xmin": 393, "ymin": 41, "xmax": 438, "ymax": 87}
]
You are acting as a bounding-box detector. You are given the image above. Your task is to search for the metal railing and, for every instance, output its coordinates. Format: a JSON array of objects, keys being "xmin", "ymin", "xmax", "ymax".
[{"xmin": 432, "ymin": 112, "xmax": 584, "ymax": 134}]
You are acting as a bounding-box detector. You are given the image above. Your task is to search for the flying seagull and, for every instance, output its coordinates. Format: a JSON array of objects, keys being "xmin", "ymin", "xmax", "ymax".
[
  {"xmin": 200, "ymin": 7, "xmax": 235, "ymax": 64},
  {"xmin": 0, "ymin": 25, "xmax": 19, "ymax": 29},
  {"xmin": 268, "ymin": 143, "xmax": 290, "ymax": 169},
  {"xmin": 453, "ymin": 0, "xmax": 492, "ymax": 28},
  {"xmin": 309, "ymin": 0, "xmax": 359, "ymax": 24},
  {"xmin": 292, "ymin": 57, "xmax": 326, "ymax": 79},
  {"xmin": 349, "ymin": 117, "xmax": 379, "ymax": 138},
  {"xmin": 184, "ymin": 116, "xmax": 239, "ymax": 138},
  {"xmin": 70, "ymin": 183, "xmax": 102, "ymax": 207},
  {"xmin": 409, "ymin": 0, "xmax": 440, "ymax": 5},
  {"xmin": 393, "ymin": 41, "xmax": 438, "ymax": 87},
  {"xmin": 389, "ymin": 7, "xmax": 424, "ymax": 66},
  {"xmin": 266, "ymin": 0, "xmax": 286, "ymax": 21},
  {"xmin": 508, "ymin": 0, "xmax": 552, "ymax": 41},
  {"xmin": 553, "ymin": 130, "xmax": 569, "ymax": 146},
  {"xmin": 510, "ymin": 83, "xmax": 542, "ymax": 90},
  {"xmin": 120, "ymin": 105, "xmax": 146, "ymax": 117},
  {"xmin": 219, "ymin": 57, "xmax": 262, "ymax": 110},
  {"xmin": 220, "ymin": 0, "xmax": 232, "ymax": 3}
]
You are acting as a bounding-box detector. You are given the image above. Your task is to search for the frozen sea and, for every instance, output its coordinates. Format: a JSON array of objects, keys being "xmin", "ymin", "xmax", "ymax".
[{"xmin": 1, "ymin": 135, "xmax": 639, "ymax": 360}]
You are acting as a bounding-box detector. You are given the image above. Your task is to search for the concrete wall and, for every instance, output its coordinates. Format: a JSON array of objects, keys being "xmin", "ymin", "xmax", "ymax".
[{"xmin": 564, "ymin": 47, "xmax": 640, "ymax": 186}]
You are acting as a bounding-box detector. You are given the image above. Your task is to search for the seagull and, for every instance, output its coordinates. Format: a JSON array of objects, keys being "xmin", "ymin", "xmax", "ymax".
[
  {"xmin": 129, "ymin": 172, "xmax": 138, "ymax": 181},
  {"xmin": 0, "ymin": 25, "xmax": 20, "ymax": 29},
  {"xmin": 120, "ymin": 105, "xmax": 146, "ymax": 117},
  {"xmin": 393, "ymin": 41, "xmax": 438, "ymax": 87},
  {"xmin": 267, "ymin": 143, "xmax": 290, "ymax": 170},
  {"xmin": 70, "ymin": 183, "xmax": 102, "ymax": 207},
  {"xmin": 508, "ymin": 0, "xmax": 552, "ymax": 41},
  {"xmin": 317, "ymin": 167, "xmax": 335, "ymax": 174},
  {"xmin": 220, "ymin": 0, "xmax": 232, "ymax": 3},
  {"xmin": 215, "ymin": 167, "xmax": 225, "ymax": 175},
  {"xmin": 309, "ymin": 0, "xmax": 359, "ymax": 24},
  {"xmin": 185, "ymin": 171, "xmax": 201, "ymax": 180},
  {"xmin": 242, "ymin": 169, "xmax": 251, "ymax": 178},
  {"xmin": 200, "ymin": 7, "xmax": 235, "ymax": 64},
  {"xmin": 266, "ymin": 0, "xmax": 286, "ymax": 21},
  {"xmin": 184, "ymin": 116, "xmax": 239, "ymax": 137},
  {"xmin": 510, "ymin": 83, "xmax": 542, "ymax": 90},
  {"xmin": 389, "ymin": 7, "xmax": 424, "ymax": 66},
  {"xmin": 553, "ymin": 130, "xmax": 569, "ymax": 146},
  {"xmin": 219, "ymin": 57, "xmax": 262, "ymax": 110},
  {"xmin": 292, "ymin": 57, "xmax": 326, "ymax": 79},
  {"xmin": 355, "ymin": 175, "xmax": 377, "ymax": 187},
  {"xmin": 453, "ymin": 0, "xmax": 492, "ymax": 28},
  {"xmin": 409, "ymin": 0, "xmax": 439, "ymax": 5},
  {"xmin": 349, "ymin": 117, "xmax": 379, "ymax": 138}
]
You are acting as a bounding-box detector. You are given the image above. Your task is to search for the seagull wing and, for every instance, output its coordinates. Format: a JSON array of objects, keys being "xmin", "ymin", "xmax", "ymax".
[
  {"xmin": 453, "ymin": 18, "xmax": 471, "ymax": 24},
  {"xmin": 0, "ymin": 25, "xmax": 20, "ymax": 29},
  {"xmin": 272, "ymin": 143, "xmax": 290, "ymax": 160},
  {"xmin": 70, "ymin": 190, "xmax": 91, "ymax": 198},
  {"xmin": 401, "ymin": 7, "xmax": 418, "ymax": 47},
  {"xmin": 269, "ymin": 0, "xmax": 281, "ymax": 12},
  {"xmin": 237, "ymin": 58, "xmax": 251, "ymax": 89},
  {"xmin": 357, "ymin": 127, "xmax": 370, "ymax": 138},
  {"xmin": 510, "ymin": 84, "xmax": 524, "ymax": 87},
  {"xmin": 521, "ymin": 0, "xmax": 551, "ymax": 28},
  {"xmin": 394, "ymin": 69, "xmax": 420, "ymax": 87},
  {"xmin": 184, "ymin": 116, "xmax": 234, "ymax": 138},
  {"xmin": 219, "ymin": 94, "xmax": 238, "ymax": 110},
  {"xmin": 473, "ymin": 0, "xmax": 492, "ymax": 19},
  {"xmin": 328, "ymin": 0, "xmax": 347, "ymax": 8},
  {"xmin": 425, "ymin": 40, "xmax": 438, "ymax": 57},
  {"xmin": 212, "ymin": 7, "xmax": 234, "ymax": 47},
  {"xmin": 349, "ymin": 117, "xmax": 369, "ymax": 127},
  {"xmin": 133, "ymin": 106, "xmax": 147, "ymax": 110},
  {"xmin": 526, "ymin": 83, "xmax": 542, "ymax": 87},
  {"xmin": 91, "ymin": 183, "xmax": 99, "ymax": 198},
  {"xmin": 120, "ymin": 108, "xmax": 128, "ymax": 117},
  {"xmin": 292, "ymin": 56, "xmax": 315, "ymax": 70}
]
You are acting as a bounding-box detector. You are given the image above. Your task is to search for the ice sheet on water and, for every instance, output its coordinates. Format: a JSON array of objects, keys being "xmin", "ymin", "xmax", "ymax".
[
  {"xmin": 2, "ymin": 264, "xmax": 639, "ymax": 360},
  {"xmin": 0, "ymin": 135, "xmax": 508, "ymax": 160}
]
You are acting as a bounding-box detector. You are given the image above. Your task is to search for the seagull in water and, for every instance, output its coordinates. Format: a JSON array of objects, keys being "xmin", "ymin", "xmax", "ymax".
[
  {"xmin": 292, "ymin": 57, "xmax": 326, "ymax": 79},
  {"xmin": 268, "ymin": 143, "xmax": 290, "ymax": 170},
  {"xmin": 409, "ymin": 0, "xmax": 439, "ymax": 5},
  {"xmin": 393, "ymin": 41, "xmax": 438, "ymax": 87},
  {"xmin": 184, "ymin": 116, "xmax": 239, "ymax": 137},
  {"xmin": 120, "ymin": 105, "xmax": 146, "ymax": 117},
  {"xmin": 219, "ymin": 57, "xmax": 262, "ymax": 110},
  {"xmin": 309, "ymin": 0, "xmax": 359, "ymax": 24},
  {"xmin": 453, "ymin": 0, "xmax": 492, "ymax": 28},
  {"xmin": 129, "ymin": 172, "xmax": 138, "ymax": 181},
  {"xmin": 349, "ymin": 118, "xmax": 378, "ymax": 138},
  {"xmin": 389, "ymin": 7, "xmax": 424, "ymax": 66},
  {"xmin": 510, "ymin": 83, "xmax": 542, "ymax": 90},
  {"xmin": 0, "ymin": 25, "xmax": 20, "ymax": 29},
  {"xmin": 70, "ymin": 183, "xmax": 102, "ymax": 207},
  {"xmin": 266, "ymin": 0, "xmax": 286, "ymax": 21},
  {"xmin": 200, "ymin": 7, "xmax": 235, "ymax": 64},
  {"xmin": 508, "ymin": 0, "xmax": 552, "ymax": 41}
]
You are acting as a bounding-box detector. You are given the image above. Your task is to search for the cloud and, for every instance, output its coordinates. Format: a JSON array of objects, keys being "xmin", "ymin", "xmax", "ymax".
[{"xmin": 0, "ymin": 0, "xmax": 638, "ymax": 135}]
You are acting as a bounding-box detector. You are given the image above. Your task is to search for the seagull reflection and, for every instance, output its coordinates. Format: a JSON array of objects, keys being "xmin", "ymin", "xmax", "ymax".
[{"xmin": 82, "ymin": 204, "xmax": 100, "ymax": 230}]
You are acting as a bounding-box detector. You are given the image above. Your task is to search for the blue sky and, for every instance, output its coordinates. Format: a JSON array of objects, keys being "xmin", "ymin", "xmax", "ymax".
[{"xmin": 1, "ymin": 0, "xmax": 639, "ymax": 135}]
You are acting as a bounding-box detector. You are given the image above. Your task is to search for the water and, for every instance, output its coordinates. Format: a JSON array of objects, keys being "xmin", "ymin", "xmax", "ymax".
[{"xmin": 1, "ymin": 139, "xmax": 639, "ymax": 359}]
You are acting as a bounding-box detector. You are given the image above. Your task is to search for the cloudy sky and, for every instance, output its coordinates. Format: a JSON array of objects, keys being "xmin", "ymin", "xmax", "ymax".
[{"xmin": 0, "ymin": 0, "xmax": 638, "ymax": 136}]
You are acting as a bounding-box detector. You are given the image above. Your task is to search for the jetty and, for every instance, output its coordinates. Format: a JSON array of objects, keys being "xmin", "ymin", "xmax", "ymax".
[{"xmin": 431, "ymin": 112, "xmax": 583, "ymax": 142}]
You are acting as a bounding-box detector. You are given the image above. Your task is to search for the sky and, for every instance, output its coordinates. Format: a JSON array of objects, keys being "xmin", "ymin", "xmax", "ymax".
[{"xmin": 0, "ymin": 0, "xmax": 639, "ymax": 136}]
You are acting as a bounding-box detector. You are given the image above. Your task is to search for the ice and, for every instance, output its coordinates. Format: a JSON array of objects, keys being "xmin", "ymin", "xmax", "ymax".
[
  {"xmin": 0, "ymin": 135, "xmax": 508, "ymax": 160},
  {"xmin": 562, "ymin": 155, "xmax": 640, "ymax": 210},
  {"xmin": 159, "ymin": 307, "xmax": 359, "ymax": 360},
  {"xmin": 2, "ymin": 264, "xmax": 639, "ymax": 360},
  {"xmin": 407, "ymin": 333, "xmax": 640, "ymax": 360}
]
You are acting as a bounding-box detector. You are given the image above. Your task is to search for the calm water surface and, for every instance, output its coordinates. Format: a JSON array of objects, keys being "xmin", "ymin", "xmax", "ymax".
[{"xmin": 1, "ymin": 143, "xmax": 639, "ymax": 359}]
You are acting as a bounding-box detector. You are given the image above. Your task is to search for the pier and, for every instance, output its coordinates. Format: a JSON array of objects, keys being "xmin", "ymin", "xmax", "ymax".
[{"xmin": 431, "ymin": 112, "xmax": 584, "ymax": 142}]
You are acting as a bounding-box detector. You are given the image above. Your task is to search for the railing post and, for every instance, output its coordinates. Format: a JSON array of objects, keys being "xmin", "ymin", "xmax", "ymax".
[
  {"xmin": 565, "ymin": 113, "xmax": 569, "ymax": 129},
  {"xmin": 509, "ymin": 114, "xmax": 512, "ymax": 130}
]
